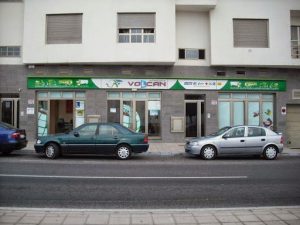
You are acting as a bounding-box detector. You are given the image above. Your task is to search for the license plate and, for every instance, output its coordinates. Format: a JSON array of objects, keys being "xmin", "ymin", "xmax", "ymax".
[{"xmin": 20, "ymin": 134, "xmax": 25, "ymax": 139}]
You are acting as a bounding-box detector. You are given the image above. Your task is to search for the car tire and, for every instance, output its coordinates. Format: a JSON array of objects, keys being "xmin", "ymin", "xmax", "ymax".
[
  {"xmin": 45, "ymin": 143, "xmax": 60, "ymax": 159},
  {"xmin": 116, "ymin": 144, "xmax": 132, "ymax": 160},
  {"xmin": 201, "ymin": 145, "xmax": 217, "ymax": 160},
  {"xmin": 263, "ymin": 145, "xmax": 278, "ymax": 160}
]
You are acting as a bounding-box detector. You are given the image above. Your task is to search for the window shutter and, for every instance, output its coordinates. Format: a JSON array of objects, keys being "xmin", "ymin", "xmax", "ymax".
[
  {"xmin": 47, "ymin": 14, "xmax": 82, "ymax": 44},
  {"xmin": 233, "ymin": 19, "xmax": 268, "ymax": 48},
  {"xmin": 118, "ymin": 13, "xmax": 155, "ymax": 28},
  {"xmin": 198, "ymin": 50, "xmax": 205, "ymax": 59},
  {"xmin": 179, "ymin": 49, "xmax": 185, "ymax": 59}
]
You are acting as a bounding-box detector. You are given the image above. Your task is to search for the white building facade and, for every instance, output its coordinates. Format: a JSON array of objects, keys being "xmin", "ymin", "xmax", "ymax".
[{"xmin": 1, "ymin": 0, "xmax": 300, "ymax": 147}]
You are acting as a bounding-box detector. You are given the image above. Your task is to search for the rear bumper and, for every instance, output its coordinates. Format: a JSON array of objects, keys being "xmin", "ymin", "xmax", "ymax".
[
  {"xmin": 0, "ymin": 140, "xmax": 27, "ymax": 151},
  {"xmin": 278, "ymin": 144, "xmax": 284, "ymax": 153},
  {"xmin": 132, "ymin": 144, "xmax": 149, "ymax": 153}
]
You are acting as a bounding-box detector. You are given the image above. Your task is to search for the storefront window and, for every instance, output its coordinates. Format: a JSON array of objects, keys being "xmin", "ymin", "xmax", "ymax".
[
  {"xmin": 107, "ymin": 92, "xmax": 161, "ymax": 137},
  {"xmin": 218, "ymin": 102, "xmax": 230, "ymax": 128},
  {"xmin": 218, "ymin": 93, "xmax": 274, "ymax": 129},
  {"xmin": 38, "ymin": 101, "xmax": 48, "ymax": 136},
  {"xmin": 233, "ymin": 102, "xmax": 244, "ymax": 126},
  {"xmin": 148, "ymin": 100, "xmax": 161, "ymax": 136},
  {"xmin": 248, "ymin": 102, "xmax": 260, "ymax": 125}
]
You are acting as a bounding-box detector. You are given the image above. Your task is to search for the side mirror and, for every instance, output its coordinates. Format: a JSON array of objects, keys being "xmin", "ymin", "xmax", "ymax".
[
  {"xmin": 74, "ymin": 131, "xmax": 79, "ymax": 137},
  {"xmin": 222, "ymin": 134, "xmax": 229, "ymax": 139}
]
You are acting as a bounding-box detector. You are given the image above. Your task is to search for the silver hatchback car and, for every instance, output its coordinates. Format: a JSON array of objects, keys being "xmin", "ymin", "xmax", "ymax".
[{"xmin": 185, "ymin": 126, "xmax": 283, "ymax": 160}]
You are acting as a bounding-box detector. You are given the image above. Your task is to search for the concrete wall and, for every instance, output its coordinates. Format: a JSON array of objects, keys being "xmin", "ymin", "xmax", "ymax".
[
  {"xmin": 175, "ymin": 11, "xmax": 211, "ymax": 66},
  {"xmin": 22, "ymin": 0, "xmax": 176, "ymax": 64},
  {"xmin": 210, "ymin": 0, "xmax": 300, "ymax": 67},
  {"xmin": 0, "ymin": 2, "xmax": 24, "ymax": 65}
]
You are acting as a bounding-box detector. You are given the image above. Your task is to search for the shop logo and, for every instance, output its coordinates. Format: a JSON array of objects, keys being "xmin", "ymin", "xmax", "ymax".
[
  {"xmin": 128, "ymin": 80, "xmax": 167, "ymax": 88},
  {"xmin": 76, "ymin": 80, "xmax": 89, "ymax": 86},
  {"xmin": 105, "ymin": 80, "xmax": 123, "ymax": 88}
]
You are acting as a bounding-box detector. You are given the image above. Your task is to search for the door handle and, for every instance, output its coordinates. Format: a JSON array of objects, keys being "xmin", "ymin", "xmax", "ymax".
[
  {"xmin": 240, "ymin": 140, "xmax": 245, "ymax": 142},
  {"xmin": 114, "ymin": 136, "xmax": 119, "ymax": 140},
  {"xmin": 261, "ymin": 139, "xmax": 266, "ymax": 141}
]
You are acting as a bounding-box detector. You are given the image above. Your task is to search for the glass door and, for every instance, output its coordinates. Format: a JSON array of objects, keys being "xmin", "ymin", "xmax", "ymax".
[
  {"xmin": 185, "ymin": 100, "xmax": 202, "ymax": 137},
  {"xmin": 0, "ymin": 98, "xmax": 19, "ymax": 128}
]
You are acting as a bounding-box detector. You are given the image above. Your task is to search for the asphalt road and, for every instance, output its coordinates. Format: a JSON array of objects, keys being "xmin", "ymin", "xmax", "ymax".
[{"xmin": 1, "ymin": 152, "xmax": 300, "ymax": 209}]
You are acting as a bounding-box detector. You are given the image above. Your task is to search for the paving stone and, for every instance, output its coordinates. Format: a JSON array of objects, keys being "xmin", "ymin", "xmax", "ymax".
[
  {"xmin": 131, "ymin": 215, "xmax": 153, "ymax": 225},
  {"xmin": 256, "ymin": 214, "xmax": 281, "ymax": 221},
  {"xmin": 40, "ymin": 215, "xmax": 66, "ymax": 224},
  {"xmin": 86, "ymin": 214, "xmax": 109, "ymax": 225},
  {"xmin": 63, "ymin": 215, "xmax": 87, "ymax": 225},
  {"xmin": 264, "ymin": 221, "xmax": 288, "ymax": 225},
  {"xmin": 236, "ymin": 215, "xmax": 261, "ymax": 222},
  {"xmin": 173, "ymin": 215, "xmax": 197, "ymax": 224},
  {"xmin": 0, "ymin": 215, "xmax": 22, "ymax": 223},
  {"xmin": 286, "ymin": 220, "xmax": 300, "ymax": 225},
  {"xmin": 195, "ymin": 216, "xmax": 219, "ymax": 223},
  {"xmin": 276, "ymin": 213, "xmax": 299, "ymax": 220},
  {"xmin": 196, "ymin": 223, "xmax": 221, "ymax": 225},
  {"xmin": 243, "ymin": 222, "xmax": 266, "ymax": 225},
  {"xmin": 18, "ymin": 216, "xmax": 44, "ymax": 224},
  {"xmin": 215, "ymin": 215, "xmax": 240, "ymax": 223},
  {"xmin": 152, "ymin": 215, "xmax": 175, "ymax": 225},
  {"xmin": 109, "ymin": 216, "xmax": 130, "ymax": 225},
  {"xmin": 222, "ymin": 223, "xmax": 243, "ymax": 225}
]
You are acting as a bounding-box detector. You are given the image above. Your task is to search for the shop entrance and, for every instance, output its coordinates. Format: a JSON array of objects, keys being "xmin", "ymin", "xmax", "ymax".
[
  {"xmin": 0, "ymin": 97, "xmax": 19, "ymax": 128},
  {"xmin": 37, "ymin": 91, "xmax": 86, "ymax": 136},
  {"xmin": 49, "ymin": 100, "xmax": 74, "ymax": 134}
]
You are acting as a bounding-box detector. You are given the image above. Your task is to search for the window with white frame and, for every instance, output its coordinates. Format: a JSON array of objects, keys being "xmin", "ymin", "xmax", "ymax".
[
  {"xmin": 0, "ymin": 46, "xmax": 21, "ymax": 57},
  {"xmin": 291, "ymin": 26, "xmax": 300, "ymax": 58},
  {"xmin": 178, "ymin": 49, "xmax": 205, "ymax": 60},
  {"xmin": 118, "ymin": 13, "xmax": 155, "ymax": 43}
]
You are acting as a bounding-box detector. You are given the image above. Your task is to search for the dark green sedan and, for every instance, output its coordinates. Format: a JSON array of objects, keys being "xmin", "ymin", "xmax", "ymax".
[{"xmin": 34, "ymin": 123, "xmax": 149, "ymax": 160}]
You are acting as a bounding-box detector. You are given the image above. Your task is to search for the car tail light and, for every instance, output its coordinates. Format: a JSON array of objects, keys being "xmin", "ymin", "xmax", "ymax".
[
  {"xmin": 144, "ymin": 135, "xmax": 149, "ymax": 144},
  {"xmin": 280, "ymin": 136, "xmax": 283, "ymax": 144},
  {"xmin": 11, "ymin": 132, "xmax": 20, "ymax": 139}
]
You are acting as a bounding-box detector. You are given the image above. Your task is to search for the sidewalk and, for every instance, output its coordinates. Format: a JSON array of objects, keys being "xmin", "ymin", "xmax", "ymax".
[
  {"xmin": 1, "ymin": 206, "xmax": 300, "ymax": 225},
  {"xmin": 25, "ymin": 141, "xmax": 300, "ymax": 156}
]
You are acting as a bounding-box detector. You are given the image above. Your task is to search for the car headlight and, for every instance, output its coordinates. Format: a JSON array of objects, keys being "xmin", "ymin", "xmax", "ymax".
[
  {"xmin": 36, "ymin": 139, "xmax": 42, "ymax": 144},
  {"xmin": 190, "ymin": 141, "xmax": 199, "ymax": 146}
]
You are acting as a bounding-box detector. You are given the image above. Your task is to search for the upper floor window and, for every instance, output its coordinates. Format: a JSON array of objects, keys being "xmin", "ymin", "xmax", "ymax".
[
  {"xmin": 291, "ymin": 26, "xmax": 300, "ymax": 58},
  {"xmin": 179, "ymin": 49, "xmax": 205, "ymax": 60},
  {"xmin": 233, "ymin": 19, "xmax": 269, "ymax": 48},
  {"xmin": 0, "ymin": 46, "xmax": 21, "ymax": 57},
  {"xmin": 46, "ymin": 14, "xmax": 83, "ymax": 44},
  {"xmin": 118, "ymin": 13, "xmax": 155, "ymax": 43}
]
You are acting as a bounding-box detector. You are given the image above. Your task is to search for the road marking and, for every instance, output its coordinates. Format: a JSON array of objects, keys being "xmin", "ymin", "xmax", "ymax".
[{"xmin": 0, "ymin": 174, "xmax": 247, "ymax": 179}]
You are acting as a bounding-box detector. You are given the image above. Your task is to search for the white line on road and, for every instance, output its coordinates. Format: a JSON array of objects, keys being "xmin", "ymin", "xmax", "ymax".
[{"xmin": 0, "ymin": 174, "xmax": 247, "ymax": 179}]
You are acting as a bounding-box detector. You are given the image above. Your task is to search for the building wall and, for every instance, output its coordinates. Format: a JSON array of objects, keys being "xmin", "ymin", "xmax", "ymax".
[
  {"xmin": 23, "ymin": 0, "xmax": 176, "ymax": 64},
  {"xmin": 0, "ymin": 1, "xmax": 24, "ymax": 65},
  {"xmin": 175, "ymin": 11, "xmax": 211, "ymax": 66},
  {"xmin": 210, "ymin": 0, "xmax": 300, "ymax": 67}
]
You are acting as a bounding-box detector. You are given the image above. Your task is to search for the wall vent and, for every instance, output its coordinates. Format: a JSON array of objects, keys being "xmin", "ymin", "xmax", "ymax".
[
  {"xmin": 292, "ymin": 89, "xmax": 300, "ymax": 99},
  {"xmin": 217, "ymin": 71, "xmax": 226, "ymax": 76}
]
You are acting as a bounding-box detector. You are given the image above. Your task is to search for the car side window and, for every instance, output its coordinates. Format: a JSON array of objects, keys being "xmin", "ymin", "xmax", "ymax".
[
  {"xmin": 77, "ymin": 124, "xmax": 98, "ymax": 136},
  {"xmin": 248, "ymin": 127, "xmax": 266, "ymax": 137},
  {"xmin": 226, "ymin": 127, "xmax": 245, "ymax": 138},
  {"xmin": 99, "ymin": 125, "xmax": 119, "ymax": 136}
]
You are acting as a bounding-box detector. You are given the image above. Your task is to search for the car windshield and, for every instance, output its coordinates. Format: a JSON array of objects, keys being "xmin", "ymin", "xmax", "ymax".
[
  {"xmin": 208, "ymin": 126, "xmax": 232, "ymax": 137},
  {"xmin": 0, "ymin": 122, "xmax": 15, "ymax": 130}
]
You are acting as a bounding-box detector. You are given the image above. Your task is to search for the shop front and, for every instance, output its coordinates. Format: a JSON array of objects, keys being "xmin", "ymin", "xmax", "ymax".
[{"xmin": 28, "ymin": 77, "xmax": 286, "ymax": 141}]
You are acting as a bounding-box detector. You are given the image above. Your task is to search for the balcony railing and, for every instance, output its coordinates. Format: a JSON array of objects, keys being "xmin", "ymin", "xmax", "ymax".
[{"xmin": 291, "ymin": 40, "xmax": 300, "ymax": 58}]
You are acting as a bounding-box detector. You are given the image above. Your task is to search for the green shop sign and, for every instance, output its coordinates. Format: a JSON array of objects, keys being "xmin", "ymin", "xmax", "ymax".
[{"xmin": 27, "ymin": 77, "xmax": 286, "ymax": 91}]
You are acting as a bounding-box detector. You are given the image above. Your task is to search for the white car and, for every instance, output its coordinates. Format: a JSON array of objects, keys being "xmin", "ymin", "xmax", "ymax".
[{"xmin": 185, "ymin": 126, "xmax": 283, "ymax": 160}]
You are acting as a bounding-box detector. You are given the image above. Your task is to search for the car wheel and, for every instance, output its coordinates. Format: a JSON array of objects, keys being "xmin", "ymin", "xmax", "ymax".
[
  {"xmin": 263, "ymin": 145, "xmax": 278, "ymax": 160},
  {"xmin": 45, "ymin": 143, "xmax": 60, "ymax": 159},
  {"xmin": 116, "ymin": 145, "xmax": 132, "ymax": 160},
  {"xmin": 201, "ymin": 145, "xmax": 216, "ymax": 160}
]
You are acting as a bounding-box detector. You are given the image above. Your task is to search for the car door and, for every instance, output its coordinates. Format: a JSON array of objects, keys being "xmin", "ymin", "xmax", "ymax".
[
  {"xmin": 95, "ymin": 124, "xmax": 121, "ymax": 154},
  {"xmin": 66, "ymin": 124, "xmax": 98, "ymax": 154},
  {"xmin": 245, "ymin": 126, "xmax": 267, "ymax": 154},
  {"xmin": 218, "ymin": 127, "xmax": 246, "ymax": 155}
]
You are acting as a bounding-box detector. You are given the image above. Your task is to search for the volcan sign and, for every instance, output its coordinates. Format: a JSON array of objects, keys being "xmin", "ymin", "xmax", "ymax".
[{"xmin": 27, "ymin": 77, "xmax": 286, "ymax": 91}]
